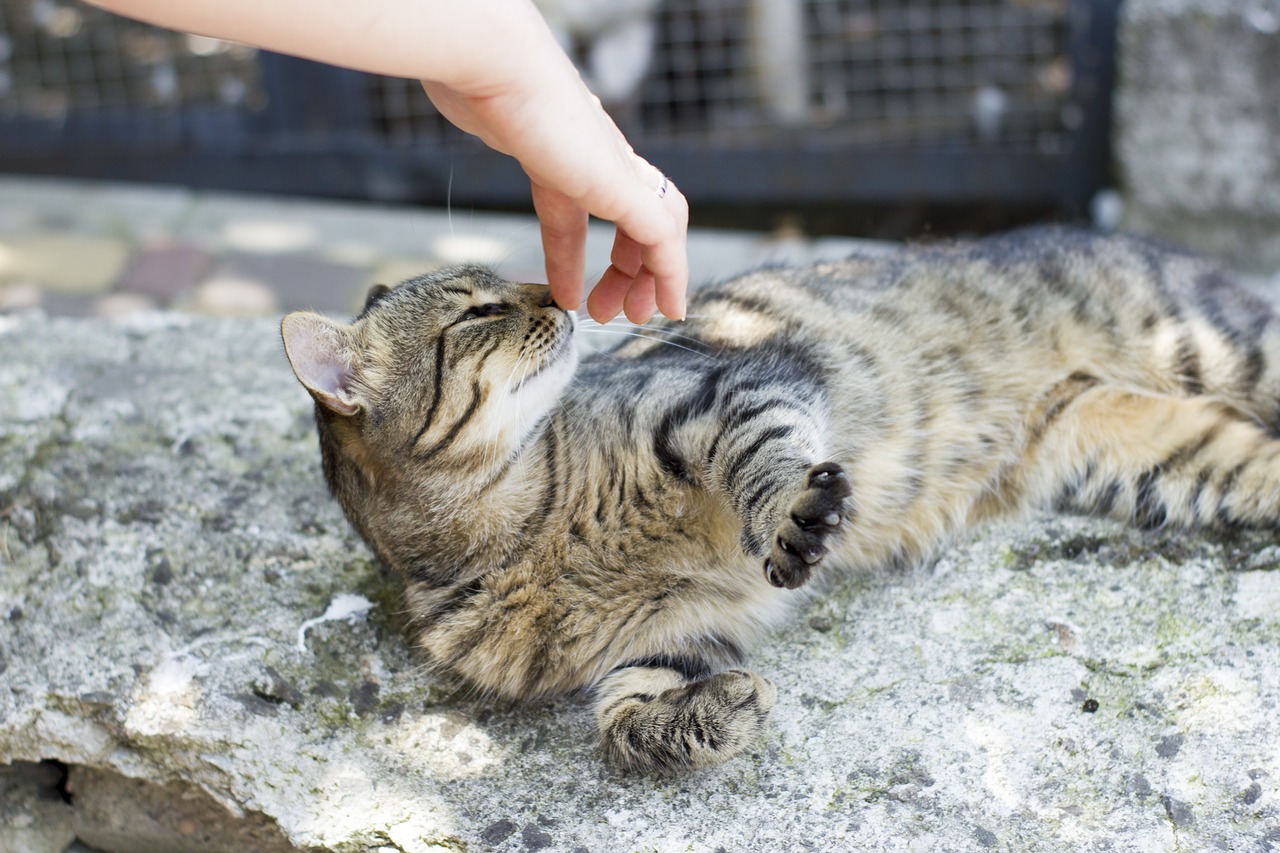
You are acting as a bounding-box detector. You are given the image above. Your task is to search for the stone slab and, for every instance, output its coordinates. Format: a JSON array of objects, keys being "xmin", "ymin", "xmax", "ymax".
[{"xmin": 0, "ymin": 313, "xmax": 1277, "ymax": 852}]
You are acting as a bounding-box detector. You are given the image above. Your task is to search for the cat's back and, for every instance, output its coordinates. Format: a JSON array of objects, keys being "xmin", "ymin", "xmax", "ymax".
[
  {"xmin": 578, "ymin": 227, "xmax": 1277, "ymax": 415},
  {"xmin": 592, "ymin": 227, "xmax": 1171, "ymax": 360}
]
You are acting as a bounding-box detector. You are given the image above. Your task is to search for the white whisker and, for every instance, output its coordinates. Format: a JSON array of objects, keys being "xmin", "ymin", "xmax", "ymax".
[
  {"xmin": 578, "ymin": 326, "xmax": 716, "ymax": 359},
  {"xmin": 446, "ymin": 166, "xmax": 454, "ymax": 239},
  {"xmin": 576, "ymin": 316, "xmax": 709, "ymax": 348}
]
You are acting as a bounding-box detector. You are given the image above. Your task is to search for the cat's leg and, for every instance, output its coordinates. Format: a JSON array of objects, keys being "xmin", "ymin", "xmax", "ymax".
[
  {"xmin": 701, "ymin": 391, "xmax": 852, "ymax": 590},
  {"xmin": 758, "ymin": 462, "xmax": 852, "ymax": 589},
  {"xmin": 593, "ymin": 663, "xmax": 778, "ymax": 772},
  {"xmin": 1023, "ymin": 385, "xmax": 1280, "ymax": 528}
]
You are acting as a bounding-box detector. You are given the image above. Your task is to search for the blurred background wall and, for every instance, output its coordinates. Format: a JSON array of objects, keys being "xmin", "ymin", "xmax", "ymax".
[
  {"xmin": 0, "ymin": 0, "xmax": 1114, "ymax": 236},
  {"xmin": 0, "ymin": 0, "xmax": 1274, "ymax": 265},
  {"xmin": 1116, "ymin": 0, "xmax": 1280, "ymax": 273}
]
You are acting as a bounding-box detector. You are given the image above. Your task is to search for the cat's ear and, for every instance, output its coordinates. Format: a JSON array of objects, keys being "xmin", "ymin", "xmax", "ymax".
[
  {"xmin": 281, "ymin": 312, "xmax": 365, "ymax": 417},
  {"xmin": 363, "ymin": 283, "xmax": 392, "ymax": 312}
]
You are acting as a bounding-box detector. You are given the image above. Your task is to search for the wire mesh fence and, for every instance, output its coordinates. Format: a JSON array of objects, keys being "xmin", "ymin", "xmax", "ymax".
[
  {"xmin": 0, "ymin": 0, "xmax": 262, "ymax": 117},
  {"xmin": 0, "ymin": 0, "xmax": 1111, "ymax": 212},
  {"xmin": 366, "ymin": 0, "xmax": 1074, "ymax": 150}
]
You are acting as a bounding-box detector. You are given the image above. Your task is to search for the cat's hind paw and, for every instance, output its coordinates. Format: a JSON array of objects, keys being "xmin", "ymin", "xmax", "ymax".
[
  {"xmin": 597, "ymin": 669, "xmax": 777, "ymax": 773},
  {"xmin": 764, "ymin": 461, "xmax": 851, "ymax": 590}
]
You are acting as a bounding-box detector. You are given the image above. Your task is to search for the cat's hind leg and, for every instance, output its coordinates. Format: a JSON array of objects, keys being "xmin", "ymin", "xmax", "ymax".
[
  {"xmin": 1022, "ymin": 385, "xmax": 1280, "ymax": 528},
  {"xmin": 593, "ymin": 664, "xmax": 777, "ymax": 772}
]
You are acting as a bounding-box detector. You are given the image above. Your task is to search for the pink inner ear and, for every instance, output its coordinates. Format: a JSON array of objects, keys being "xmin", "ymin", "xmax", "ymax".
[
  {"xmin": 310, "ymin": 359, "xmax": 350, "ymax": 399},
  {"xmin": 293, "ymin": 331, "xmax": 348, "ymax": 398},
  {"xmin": 283, "ymin": 314, "xmax": 361, "ymax": 415}
]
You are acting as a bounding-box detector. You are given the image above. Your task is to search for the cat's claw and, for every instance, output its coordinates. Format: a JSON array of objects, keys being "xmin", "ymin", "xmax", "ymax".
[{"xmin": 764, "ymin": 462, "xmax": 851, "ymax": 589}]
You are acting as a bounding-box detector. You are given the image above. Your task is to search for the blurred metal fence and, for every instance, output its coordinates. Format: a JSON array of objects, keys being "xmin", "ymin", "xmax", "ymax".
[{"xmin": 0, "ymin": 0, "xmax": 1117, "ymax": 214}]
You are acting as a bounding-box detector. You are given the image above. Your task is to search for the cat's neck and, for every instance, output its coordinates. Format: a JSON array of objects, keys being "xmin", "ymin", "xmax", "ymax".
[{"xmin": 367, "ymin": 413, "xmax": 570, "ymax": 575}]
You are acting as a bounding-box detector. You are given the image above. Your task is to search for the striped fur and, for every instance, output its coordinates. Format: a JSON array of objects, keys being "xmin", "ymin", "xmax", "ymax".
[{"xmin": 282, "ymin": 227, "xmax": 1280, "ymax": 772}]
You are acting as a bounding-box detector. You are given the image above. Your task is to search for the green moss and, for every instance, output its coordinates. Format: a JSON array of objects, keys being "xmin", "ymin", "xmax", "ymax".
[
  {"xmin": 981, "ymin": 640, "xmax": 1061, "ymax": 667},
  {"xmin": 1179, "ymin": 673, "xmax": 1231, "ymax": 705},
  {"xmin": 353, "ymin": 564, "xmax": 412, "ymax": 639},
  {"xmin": 996, "ymin": 544, "xmax": 1019, "ymax": 570},
  {"xmin": 1003, "ymin": 527, "xmax": 1272, "ymax": 575},
  {"xmin": 1154, "ymin": 612, "xmax": 1196, "ymax": 648}
]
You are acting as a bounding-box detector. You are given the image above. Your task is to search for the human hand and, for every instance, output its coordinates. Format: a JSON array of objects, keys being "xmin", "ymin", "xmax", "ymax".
[
  {"xmin": 421, "ymin": 5, "xmax": 688, "ymax": 324},
  {"xmin": 82, "ymin": 0, "xmax": 687, "ymax": 322},
  {"xmin": 530, "ymin": 167, "xmax": 689, "ymax": 325}
]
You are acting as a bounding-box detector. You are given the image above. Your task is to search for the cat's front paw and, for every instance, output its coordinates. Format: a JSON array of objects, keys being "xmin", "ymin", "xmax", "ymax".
[
  {"xmin": 764, "ymin": 462, "xmax": 851, "ymax": 589},
  {"xmin": 599, "ymin": 669, "xmax": 778, "ymax": 772}
]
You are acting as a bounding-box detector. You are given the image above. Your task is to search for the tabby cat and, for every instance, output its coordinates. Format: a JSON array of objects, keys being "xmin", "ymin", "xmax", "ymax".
[{"xmin": 281, "ymin": 227, "xmax": 1280, "ymax": 772}]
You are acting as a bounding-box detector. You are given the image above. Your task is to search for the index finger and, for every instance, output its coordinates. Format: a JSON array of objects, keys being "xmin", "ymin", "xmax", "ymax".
[
  {"xmin": 531, "ymin": 180, "xmax": 589, "ymax": 310},
  {"xmin": 640, "ymin": 185, "xmax": 689, "ymax": 321}
]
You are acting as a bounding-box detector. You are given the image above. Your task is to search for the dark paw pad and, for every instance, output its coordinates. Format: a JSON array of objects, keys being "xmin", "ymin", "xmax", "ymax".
[{"xmin": 765, "ymin": 462, "xmax": 851, "ymax": 589}]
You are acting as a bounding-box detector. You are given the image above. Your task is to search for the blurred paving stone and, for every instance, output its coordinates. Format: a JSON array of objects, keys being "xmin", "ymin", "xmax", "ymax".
[
  {"xmin": 187, "ymin": 277, "xmax": 279, "ymax": 317},
  {"xmin": 0, "ymin": 176, "xmax": 882, "ymax": 323},
  {"xmin": 217, "ymin": 218, "xmax": 320, "ymax": 255},
  {"xmin": 117, "ymin": 242, "xmax": 211, "ymax": 305},
  {"xmin": 39, "ymin": 293, "xmax": 105, "ymax": 318},
  {"xmin": 0, "ymin": 177, "xmax": 193, "ymax": 242},
  {"xmin": 207, "ymin": 252, "xmax": 364, "ymax": 315},
  {"xmin": 366, "ymin": 257, "xmax": 443, "ymax": 291},
  {"xmin": 320, "ymin": 241, "xmax": 385, "ymax": 268},
  {"xmin": 0, "ymin": 234, "xmax": 131, "ymax": 293},
  {"xmin": 179, "ymin": 192, "xmax": 518, "ymax": 257},
  {"xmin": 0, "ymin": 282, "xmax": 42, "ymax": 314},
  {"xmin": 96, "ymin": 293, "xmax": 159, "ymax": 317}
]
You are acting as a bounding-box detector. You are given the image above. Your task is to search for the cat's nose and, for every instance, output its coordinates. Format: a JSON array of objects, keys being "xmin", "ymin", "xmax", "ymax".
[{"xmin": 538, "ymin": 288, "xmax": 555, "ymax": 308}]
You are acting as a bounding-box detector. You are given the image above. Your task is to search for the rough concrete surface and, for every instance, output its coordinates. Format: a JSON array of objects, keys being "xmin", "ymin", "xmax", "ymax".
[
  {"xmin": 2, "ymin": 311, "xmax": 1279, "ymax": 852},
  {"xmin": 1115, "ymin": 0, "xmax": 1280, "ymax": 271}
]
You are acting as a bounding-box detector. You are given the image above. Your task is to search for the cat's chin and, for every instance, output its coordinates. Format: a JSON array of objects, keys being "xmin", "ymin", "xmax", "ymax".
[{"xmin": 509, "ymin": 330, "xmax": 579, "ymax": 411}]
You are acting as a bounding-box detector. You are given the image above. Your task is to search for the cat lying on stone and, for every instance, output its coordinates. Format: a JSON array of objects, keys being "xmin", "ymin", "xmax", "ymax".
[{"xmin": 282, "ymin": 227, "xmax": 1279, "ymax": 772}]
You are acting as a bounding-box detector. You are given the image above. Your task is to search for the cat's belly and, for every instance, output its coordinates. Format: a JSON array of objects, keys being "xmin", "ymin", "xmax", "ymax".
[{"xmin": 414, "ymin": 515, "xmax": 795, "ymax": 699}]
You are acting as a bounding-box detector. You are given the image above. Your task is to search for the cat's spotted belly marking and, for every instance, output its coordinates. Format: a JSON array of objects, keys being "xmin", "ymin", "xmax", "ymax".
[{"xmin": 284, "ymin": 228, "xmax": 1280, "ymax": 772}]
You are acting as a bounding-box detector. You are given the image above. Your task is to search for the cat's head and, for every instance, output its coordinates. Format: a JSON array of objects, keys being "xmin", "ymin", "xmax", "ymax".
[{"xmin": 281, "ymin": 266, "xmax": 577, "ymax": 476}]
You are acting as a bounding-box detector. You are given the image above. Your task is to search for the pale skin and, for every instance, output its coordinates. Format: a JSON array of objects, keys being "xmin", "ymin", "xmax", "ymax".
[{"xmin": 83, "ymin": 0, "xmax": 690, "ymax": 323}]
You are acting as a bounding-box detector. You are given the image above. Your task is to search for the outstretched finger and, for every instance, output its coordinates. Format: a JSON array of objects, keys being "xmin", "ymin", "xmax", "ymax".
[
  {"xmin": 645, "ymin": 181, "xmax": 689, "ymax": 321},
  {"xmin": 531, "ymin": 181, "xmax": 588, "ymax": 310}
]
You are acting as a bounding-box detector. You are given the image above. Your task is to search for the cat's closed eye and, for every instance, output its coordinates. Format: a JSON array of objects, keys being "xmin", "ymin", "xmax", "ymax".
[{"xmin": 462, "ymin": 304, "xmax": 506, "ymax": 321}]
